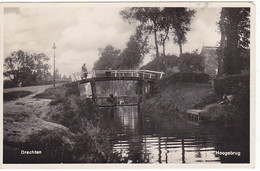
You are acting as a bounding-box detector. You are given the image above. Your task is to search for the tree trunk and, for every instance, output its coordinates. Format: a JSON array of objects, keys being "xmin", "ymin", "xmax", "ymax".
[
  {"xmin": 218, "ymin": 9, "xmax": 226, "ymax": 77},
  {"xmin": 154, "ymin": 29, "xmax": 159, "ymax": 58},
  {"xmin": 162, "ymin": 28, "xmax": 169, "ymax": 57},
  {"xmin": 223, "ymin": 8, "xmax": 241, "ymax": 75},
  {"xmin": 179, "ymin": 43, "xmax": 183, "ymax": 57},
  {"xmin": 162, "ymin": 43, "xmax": 165, "ymax": 56}
]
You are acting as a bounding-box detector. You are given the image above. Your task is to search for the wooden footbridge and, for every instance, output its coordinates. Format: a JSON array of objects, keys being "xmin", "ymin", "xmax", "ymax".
[{"xmin": 73, "ymin": 70, "xmax": 164, "ymax": 107}]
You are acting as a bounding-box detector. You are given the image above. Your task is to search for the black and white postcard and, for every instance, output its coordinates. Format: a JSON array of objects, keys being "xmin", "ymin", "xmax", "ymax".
[{"xmin": 0, "ymin": 1, "xmax": 255, "ymax": 169}]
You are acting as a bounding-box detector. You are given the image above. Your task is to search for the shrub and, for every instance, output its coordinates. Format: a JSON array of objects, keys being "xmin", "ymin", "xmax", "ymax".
[
  {"xmin": 214, "ymin": 74, "xmax": 249, "ymax": 96},
  {"xmin": 140, "ymin": 54, "xmax": 179, "ymax": 72},
  {"xmin": 179, "ymin": 52, "xmax": 205, "ymax": 73},
  {"xmin": 3, "ymin": 129, "xmax": 73, "ymax": 163},
  {"xmin": 64, "ymin": 82, "xmax": 80, "ymax": 96},
  {"xmin": 4, "ymin": 91, "xmax": 32, "ymax": 101},
  {"xmin": 4, "ymin": 80, "xmax": 16, "ymax": 88},
  {"xmin": 214, "ymin": 74, "xmax": 249, "ymax": 122},
  {"xmin": 26, "ymin": 129, "xmax": 73, "ymax": 163},
  {"xmin": 167, "ymin": 72, "xmax": 210, "ymax": 83}
]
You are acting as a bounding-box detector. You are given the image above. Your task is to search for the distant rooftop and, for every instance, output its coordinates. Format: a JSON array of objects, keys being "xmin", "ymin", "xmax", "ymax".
[
  {"xmin": 201, "ymin": 46, "xmax": 218, "ymax": 49},
  {"xmin": 200, "ymin": 46, "xmax": 218, "ymax": 54}
]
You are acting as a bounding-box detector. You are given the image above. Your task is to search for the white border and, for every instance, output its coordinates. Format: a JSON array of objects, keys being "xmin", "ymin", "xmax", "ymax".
[{"xmin": 0, "ymin": 1, "xmax": 256, "ymax": 169}]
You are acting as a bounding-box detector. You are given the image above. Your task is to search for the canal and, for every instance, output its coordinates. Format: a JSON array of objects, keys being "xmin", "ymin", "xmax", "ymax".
[{"xmin": 100, "ymin": 105, "xmax": 249, "ymax": 164}]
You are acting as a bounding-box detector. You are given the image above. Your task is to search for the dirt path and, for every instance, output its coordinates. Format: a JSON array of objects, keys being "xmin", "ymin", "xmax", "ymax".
[
  {"xmin": 4, "ymin": 84, "xmax": 53, "ymax": 94},
  {"xmin": 3, "ymin": 84, "xmax": 69, "ymax": 144}
]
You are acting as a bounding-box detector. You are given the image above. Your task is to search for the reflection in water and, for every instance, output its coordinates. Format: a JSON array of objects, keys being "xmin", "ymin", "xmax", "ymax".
[
  {"xmin": 117, "ymin": 106, "xmax": 138, "ymax": 132},
  {"xmin": 101, "ymin": 106, "xmax": 248, "ymax": 164}
]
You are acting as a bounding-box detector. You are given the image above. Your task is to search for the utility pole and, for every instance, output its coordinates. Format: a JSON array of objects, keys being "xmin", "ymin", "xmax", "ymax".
[{"xmin": 52, "ymin": 43, "xmax": 56, "ymax": 87}]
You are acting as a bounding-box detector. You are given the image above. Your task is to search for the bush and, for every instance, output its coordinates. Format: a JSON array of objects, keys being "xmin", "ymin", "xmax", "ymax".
[
  {"xmin": 140, "ymin": 54, "xmax": 179, "ymax": 72},
  {"xmin": 4, "ymin": 80, "xmax": 16, "ymax": 88},
  {"xmin": 167, "ymin": 72, "xmax": 210, "ymax": 83},
  {"xmin": 64, "ymin": 82, "xmax": 80, "ymax": 96},
  {"xmin": 214, "ymin": 74, "xmax": 249, "ymax": 120},
  {"xmin": 179, "ymin": 52, "xmax": 205, "ymax": 73},
  {"xmin": 3, "ymin": 129, "xmax": 73, "ymax": 163},
  {"xmin": 4, "ymin": 91, "xmax": 32, "ymax": 101},
  {"xmin": 27, "ymin": 129, "xmax": 73, "ymax": 163},
  {"xmin": 214, "ymin": 74, "xmax": 249, "ymax": 96}
]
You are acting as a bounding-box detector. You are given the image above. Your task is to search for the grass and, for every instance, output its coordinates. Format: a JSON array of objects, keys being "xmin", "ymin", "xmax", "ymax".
[
  {"xmin": 23, "ymin": 82, "xmax": 122, "ymax": 163},
  {"xmin": 4, "ymin": 128, "xmax": 73, "ymax": 163},
  {"xmin": 143, "ymin": 82, "xmax": 215, "ymax": 118},
  {"xmin": 142, "ymin": 73, "xmax": 249, "ymax": 139},
  {"xmin": 4, "ymin": 91, "xmax": 32, "ymax": 102}
]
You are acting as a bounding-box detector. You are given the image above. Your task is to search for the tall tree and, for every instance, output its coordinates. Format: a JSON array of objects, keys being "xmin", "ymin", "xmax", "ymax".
[
  {"xmin": 163, "ymin": 8, "xmax": 195, "ymax": 56},
  {"xmin": 158, "ymin": 9, "xmax": 171, "ymax": 56},
  {"xmin": 120, "ymin": 7, "xmax": 162, "ymax": 58},
  {"xmin": 217, "ymin": 9, "xmax": 226, "ymax": 77},
  {"xmin": 118, "ymin": 26, "xmax": 150, "ymax": 69},
  {"xmin": 4, "ymin": 50, "xmax": 51, "ymax": 86},
  {"xmin": 93, "ymin": 45, "xmax": 121, "ymax": 70},
  {"xmin": 218, "ymin": 8, "xmax": 250, "ymax": 75}
]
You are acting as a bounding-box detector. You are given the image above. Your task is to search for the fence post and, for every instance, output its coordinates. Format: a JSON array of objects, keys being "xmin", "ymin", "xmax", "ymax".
[
  {"xmin": 160, "ymin": 72, "xmax": 163, "ymax": 79},
  {"xmin": 73, "ymin": 74, "xmax": 77, "ymax": 81},
  {"xmin": 92, "ymin": 70, "xmax": 96, "ymax": 78}
]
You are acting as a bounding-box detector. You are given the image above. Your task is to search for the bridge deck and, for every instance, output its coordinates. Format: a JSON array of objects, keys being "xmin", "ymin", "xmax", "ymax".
[
  {"xmin": 73, "ymin": 69, "xmax": 164, "ymax": 84},
  {"xmin": 78, "ymin": 76, "xmax": 155, "ymax": 84}
]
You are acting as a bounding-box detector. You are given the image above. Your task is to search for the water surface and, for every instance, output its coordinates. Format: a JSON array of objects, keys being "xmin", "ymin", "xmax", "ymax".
[{"xmin": 100, "ymin": 106, "xmax": 249, "ymax": 164}]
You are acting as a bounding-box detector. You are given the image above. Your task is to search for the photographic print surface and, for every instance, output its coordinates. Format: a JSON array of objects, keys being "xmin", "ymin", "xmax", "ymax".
[{"xmin": 1, "ymin": 2, "xmax": 254, "ymax": 168}]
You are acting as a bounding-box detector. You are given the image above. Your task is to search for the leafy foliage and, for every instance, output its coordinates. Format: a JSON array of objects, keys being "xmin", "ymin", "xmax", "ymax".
[
  {"xmin": 162, "ymin": 8, "xmax": 196, "ymax": 56},
  {"xmin": 121, "ymin": 7, "xmax": 196, "ymax": 57},
  {"xmin": 94, "ymin": 27, "xmax": 150, "ymax": 70},
  {"xmin": 121, "ymin": 7, "xmax": 163, "ymax": 58},
  {"xmin": 117, "ymin": 27, "xmax": 150, "ymax": 69},
  {"xmin": 140, "ymin": 54, "xmax": 179, "ymax": 72},
  {"xmin": 30, "ymin": 84, "xmax": 122, "ymax": 163},
  {"xmin": 179, "ymin": 51, "xmax": 205, "ymax": 73},
  {"xmin": 93, "ymin": 45, "xmax": 121, "ymax": 70},
  {"xmin": 4, "ymin": 50, "xmax": 51, "ymax": 87},
  {"xmin": 218, "ymin": 8, "xmax": 250, "ymax": 75},
  {"xmin": 3, "ymin": 91, "xmax": 32, "ymax": 102}
]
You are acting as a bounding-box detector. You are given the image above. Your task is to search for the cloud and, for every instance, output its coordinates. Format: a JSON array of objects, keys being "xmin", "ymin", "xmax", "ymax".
[
  {"xmin": 4, "ymin": 6, "xmax": 221, "ymax": 76},
  {"xmin": 4, "ymin": 7, "xmax": 135, "ymax": 76},
  {"xmin": 161, "ymin": 7, "xmax": 221, "ymax": 56},
  {"xmin": 184, "ymin": 7, "xmax": 221, "ymax": 52}
]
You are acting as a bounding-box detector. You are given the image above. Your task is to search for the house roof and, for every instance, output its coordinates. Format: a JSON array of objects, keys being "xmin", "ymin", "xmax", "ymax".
[{"xmin": 200, "ymin": 46, "xmax": 218, "ymax": 56}]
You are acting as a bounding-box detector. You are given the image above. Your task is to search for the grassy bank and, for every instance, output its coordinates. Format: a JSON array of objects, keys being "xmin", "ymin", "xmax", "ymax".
[
  {"xmin": 4, "ymin": 91, "xmax": 32, "ymax": 102},
  {"xmin": 142, "ymin": 73, "xmax": 249, "ymax": 133},
  {"xmin": 4, "ymin": 83, "xmax": 123, "ymax": 163},
  {"xmin": 143, "ymin": 81, "xmax": 215, "ymax": 118}
]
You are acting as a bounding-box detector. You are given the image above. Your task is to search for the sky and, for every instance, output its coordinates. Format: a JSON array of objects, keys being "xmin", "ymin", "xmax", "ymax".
[{"xmin": 3, "ymin": 5, "xmax": 221, "ymax": 77}]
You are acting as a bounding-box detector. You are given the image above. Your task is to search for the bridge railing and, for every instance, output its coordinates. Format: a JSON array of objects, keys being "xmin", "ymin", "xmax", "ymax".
[
  {"xmin": 72, "ymin": 72, "xmax": 93, "ymax": 81},
  {"xmin": 93, "ymin": 70, "xmax": 164, "ymax": 79},
  {"xmin": 72, "ymin": 70, "xmax": 164, "ymax": 81}
]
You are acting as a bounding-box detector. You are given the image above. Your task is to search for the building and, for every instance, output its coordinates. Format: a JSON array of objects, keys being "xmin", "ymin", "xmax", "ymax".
[{"xmin": 200, "ymin": 46, "xmax": 218, "ymax": 78}]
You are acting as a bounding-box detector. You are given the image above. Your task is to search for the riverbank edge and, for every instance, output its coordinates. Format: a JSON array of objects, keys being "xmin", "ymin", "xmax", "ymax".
[
  {"xmin": 141, "ymin": 75, "xmax": 249, "ymax": 129},
  {"xmin": 3, "ymin": 83, "xmax": 123, "ymax": 163}
]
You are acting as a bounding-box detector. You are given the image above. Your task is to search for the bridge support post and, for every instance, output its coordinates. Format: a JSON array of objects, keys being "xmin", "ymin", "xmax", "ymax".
[
  {"xmin": 142, "ymin": 81, "xmax": 146, "ymax": 102},
  {"xmin": 137, "ymin": 80, "xmax": 147, "ymax": 104},
  {"xmin": 137, "ymin": 80, "xmax": 142, "ymax": 105},
  {"xmin": 90, "ymin": 80, "xmax": 98, "ymax": 108}
]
